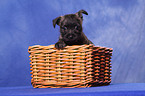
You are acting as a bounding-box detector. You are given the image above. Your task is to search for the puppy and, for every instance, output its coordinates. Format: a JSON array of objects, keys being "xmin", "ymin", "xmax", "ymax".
[{"xmin": 53, "ymin": 9, "xmax": 93, "ymax": 49}]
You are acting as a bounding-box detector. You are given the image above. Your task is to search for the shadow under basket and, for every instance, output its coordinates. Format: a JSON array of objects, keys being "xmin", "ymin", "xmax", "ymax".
[{"xmin": 28, "ymin": 44, "xmax": 113, "ymax": 88}]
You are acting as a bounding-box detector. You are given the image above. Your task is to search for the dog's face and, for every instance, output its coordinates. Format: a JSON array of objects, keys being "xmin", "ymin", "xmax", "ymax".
[
  {"xmin": 53, "ymin": 10, "xmax": 88, "ymax": 45},
  {"xmin": 59, "ymin": 14, "xmax": 82, "ymax": 43}
]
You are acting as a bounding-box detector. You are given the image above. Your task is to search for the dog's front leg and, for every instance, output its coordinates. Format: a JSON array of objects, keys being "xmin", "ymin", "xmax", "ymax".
[{"xmin": 55, "ymin": 35, "xmax": 66, "ymax": 49}]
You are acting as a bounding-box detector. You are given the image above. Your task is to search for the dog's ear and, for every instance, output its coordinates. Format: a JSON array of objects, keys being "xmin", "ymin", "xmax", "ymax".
[
  {"xmin": 53, "ymin": 16, "xmax": 62, "ymax": 28},
  {"xmin": 75, "ymin": 10, "xmax": 88, "ymax": 20}
]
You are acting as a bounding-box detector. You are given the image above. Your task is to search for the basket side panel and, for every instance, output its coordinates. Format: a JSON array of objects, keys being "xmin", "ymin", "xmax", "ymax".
[
  {"xmin": 91, "ymin": 47, "xmax": 113, "ymax": 86},
  {"xmin": 29, "ymin": 45, "xmax": 89, "ymax": 88}
]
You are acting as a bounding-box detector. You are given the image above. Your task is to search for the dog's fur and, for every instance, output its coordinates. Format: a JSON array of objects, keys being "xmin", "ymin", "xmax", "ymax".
[{"xmin": 53, "ymin": 10, "xmax": 93, "ymax": 49}]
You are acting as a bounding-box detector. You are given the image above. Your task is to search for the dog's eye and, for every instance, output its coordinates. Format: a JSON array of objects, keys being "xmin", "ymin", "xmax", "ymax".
[
  {"xmin": 62, "ymin": 26, "xmax": 67, "ymax": 30},
  {"xmin": 75, "ymin": 26, "xmax": 78, "ymax": 29}
]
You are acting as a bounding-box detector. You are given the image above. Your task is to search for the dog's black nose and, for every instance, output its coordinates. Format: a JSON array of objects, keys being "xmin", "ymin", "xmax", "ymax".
[
  {"xmin": 67, "ymin": 34, "xmax": 75, "ymax": 39},
  {"xmin": 69, "ymin": 35, "xmax": 73, "ymax": 39},
  {"xmin": 68, "ymin": 35, "xmax": 73, "ymax": 39}
]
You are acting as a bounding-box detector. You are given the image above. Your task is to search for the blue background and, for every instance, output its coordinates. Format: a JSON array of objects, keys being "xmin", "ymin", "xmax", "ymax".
[{"xmin": 0, "ymin": 0, "xmax": 145, "ymax": 87}]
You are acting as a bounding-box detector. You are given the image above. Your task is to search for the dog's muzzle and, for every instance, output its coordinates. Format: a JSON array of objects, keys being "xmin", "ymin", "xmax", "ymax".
[{"xmin": 66, "ymin": 34, "xmax": 76, "ymax": 39}]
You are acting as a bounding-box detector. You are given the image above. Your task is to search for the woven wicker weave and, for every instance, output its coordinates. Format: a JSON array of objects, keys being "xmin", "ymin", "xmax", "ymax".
[{"xmin": 28, "ymin": 44, "xmax": 112, "ymax": 88}]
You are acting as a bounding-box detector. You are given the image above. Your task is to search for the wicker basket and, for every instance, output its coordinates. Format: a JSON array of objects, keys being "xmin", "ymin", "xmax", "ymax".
[{"xmin": 28, "ymin": 44, "xmax": 113, "ymax": 88}]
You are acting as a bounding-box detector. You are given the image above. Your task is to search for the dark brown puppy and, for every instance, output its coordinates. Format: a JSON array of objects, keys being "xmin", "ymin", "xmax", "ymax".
[{"xmin": 53, "ymin": 10, "xmax": 93, "ymax": 49}]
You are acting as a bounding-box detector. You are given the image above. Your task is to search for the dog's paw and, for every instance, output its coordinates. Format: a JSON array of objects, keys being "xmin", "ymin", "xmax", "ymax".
[{"xmin": 55, "ymin": 42, "xmax": 66, "ymax": 49}]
